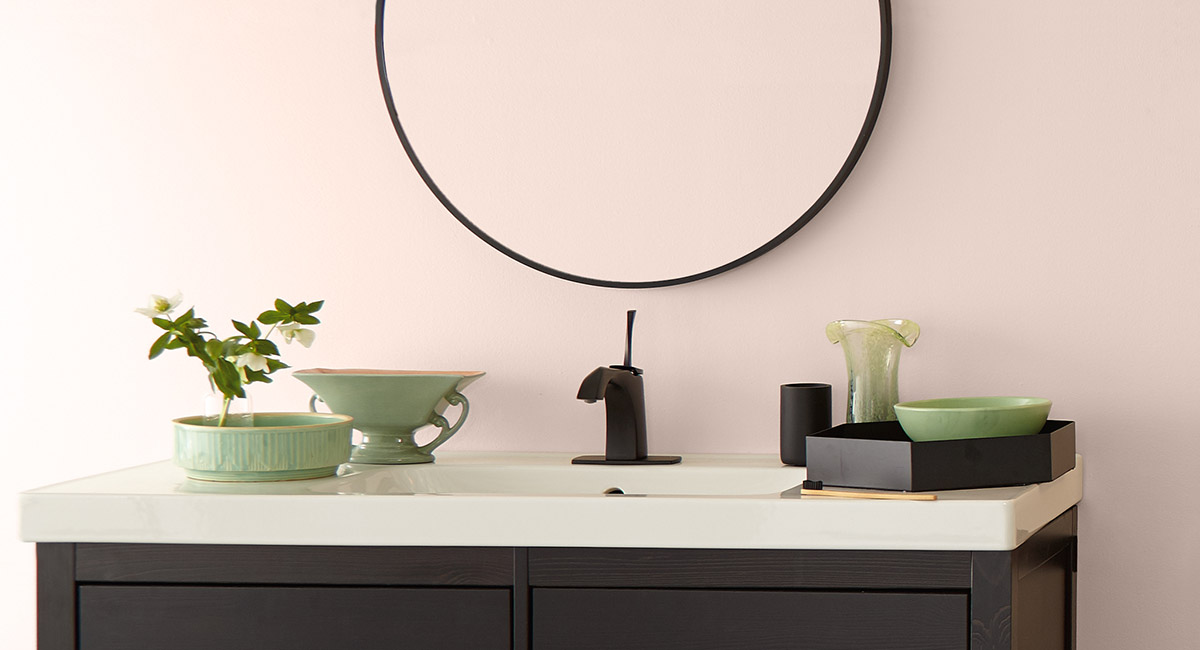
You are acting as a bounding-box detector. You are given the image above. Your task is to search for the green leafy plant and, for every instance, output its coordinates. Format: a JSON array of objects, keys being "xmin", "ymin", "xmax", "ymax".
[{"xmin": 138, "ymin": 293, "xmax": 324, "ymax": 426}]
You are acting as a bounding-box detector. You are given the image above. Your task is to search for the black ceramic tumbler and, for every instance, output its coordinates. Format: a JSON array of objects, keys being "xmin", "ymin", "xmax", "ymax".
[{"xmin": 780, "ymin": 383, "xmax": 832, "ymax": 466}]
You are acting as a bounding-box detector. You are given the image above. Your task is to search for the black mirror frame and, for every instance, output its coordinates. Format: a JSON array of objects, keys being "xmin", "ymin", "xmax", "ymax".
[{"xmin": 375, "ymin": 0, "xmax": 892, "ymax": 289}]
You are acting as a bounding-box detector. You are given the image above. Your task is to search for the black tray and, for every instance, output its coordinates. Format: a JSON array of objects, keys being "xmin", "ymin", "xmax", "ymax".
[{"xmin": 805, "ymin": 420, "xmax": 1076, "ymax": 492}]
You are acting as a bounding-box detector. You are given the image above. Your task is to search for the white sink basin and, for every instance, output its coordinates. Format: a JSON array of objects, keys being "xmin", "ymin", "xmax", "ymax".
[{"xmin": 319, "ymin": 454, "xmax": 805, "ymax": 496}]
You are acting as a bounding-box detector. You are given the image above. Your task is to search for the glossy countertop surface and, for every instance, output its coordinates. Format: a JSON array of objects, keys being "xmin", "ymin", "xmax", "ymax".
[{"xmin": 20, "ymin": 452, "xmax": 1083, "ymax": 551}]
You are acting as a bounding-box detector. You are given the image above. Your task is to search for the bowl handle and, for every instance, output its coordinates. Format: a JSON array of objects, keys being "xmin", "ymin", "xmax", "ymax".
[{"xmin": 418, "ymin": 391, "xmax": 470, "ymax": 454}]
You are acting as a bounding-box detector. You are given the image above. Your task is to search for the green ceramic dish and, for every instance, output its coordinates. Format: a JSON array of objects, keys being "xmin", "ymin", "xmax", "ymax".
[
  {"xmin": 173, "ymin": 412, "xmax": 354, "ymax": 482},
  {"xmin": 293, "ymin": 369, "xmax": 485, "ymax": 465},
  {"xmin": 893, "ymin": 397, "xmax": 1052, "ymax": 442}
]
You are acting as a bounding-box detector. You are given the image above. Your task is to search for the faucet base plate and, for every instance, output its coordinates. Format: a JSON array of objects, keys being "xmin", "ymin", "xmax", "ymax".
[{"xmin": 571, "ymin": 455, "xmax": 682, "ymax": 465}]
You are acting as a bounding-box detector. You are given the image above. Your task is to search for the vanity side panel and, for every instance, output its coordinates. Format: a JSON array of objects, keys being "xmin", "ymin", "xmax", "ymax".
[
  {"xmin": 529, "ymin": 547, "xmax": 972, "ymax": 589},
  {"xmin": 36, "ymin": 543, "xmax": 75, "ymax": 650},
  {"xmin": 1013, "ymin": 507, "xmax": 1077, "ymax": 650},
  {"xmin": 971, "ymin": 507, "xmax": 1077, "ymax": 650},
  {"xmin": 75, "ymin": 543, "xmax": 513, "ymax": 586}
]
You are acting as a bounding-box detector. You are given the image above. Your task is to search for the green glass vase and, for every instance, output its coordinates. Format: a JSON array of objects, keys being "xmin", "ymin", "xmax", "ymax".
[{"xmin": 826, "ymin": 319, "xmax": 920, "ymax": 423}]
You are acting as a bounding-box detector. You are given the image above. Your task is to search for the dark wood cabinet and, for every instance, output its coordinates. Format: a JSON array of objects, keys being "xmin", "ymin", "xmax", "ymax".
[{"xmin": 38, "ymin": 508, "xmax": 1076, "ymax": 650}]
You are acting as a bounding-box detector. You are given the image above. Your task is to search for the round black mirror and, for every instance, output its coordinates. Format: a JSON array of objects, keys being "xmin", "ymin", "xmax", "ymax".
[{"xmin": 377, "ymin": 0, "xmax": 891, "ymax": 288}]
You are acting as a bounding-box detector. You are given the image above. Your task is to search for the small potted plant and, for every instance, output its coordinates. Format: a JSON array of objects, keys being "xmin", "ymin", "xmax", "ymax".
[{"xmin": 138, "ymin": 293, "xmax": 353, "ymax": 482}]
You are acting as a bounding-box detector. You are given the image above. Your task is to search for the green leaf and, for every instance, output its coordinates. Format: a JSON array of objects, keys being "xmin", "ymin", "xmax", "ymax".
[
  {"xmin": 204, "ymin": 339, "xmax": 223, "ymax": 360},
  {"xmin": 210, "ymin": 373, "xmax": 233, "ymax": 399},
  {"xmin": 151, "ymin": 317, "xmax": 174, "ymax": 331},
  {"xmin": 212, "ymin": 359, "xmax": 244, "ymax": 399},
  {"xmin": 148, "ymin": 332, "xmax": 172, "ymax": 359},
  {"xmin": 232, "ymin": 320, "xmax": 254, "ymax": 338},
  {"xmin": 244, "ymin": 368, "xmax": 272, "ymax": 385},
  {"xmin": 265, "ymin": 358, "xmax": 289, "ymax": 373},
  {"xmin": 303, "ymin": 300, "xmax": 324, "ymax": 313},
  {"xmin": 174, "ymin": 308, "xmax": 195, "ymax": 326},
  {"xmin": 293, "ymin": 314, "xmax": 320, "ymax": 325},
  {"xmin": 248, "ymin": 321, "xmax": 261, "ymax": 339},
  {"xmin": 257, "ymin": 310, "xmax": 283, "ymax": 324},
  {"xmin": 252, "ymin": 339, "xmax": 280, "ymax": 356},
  {"xmin": 181, "ymin": 331, "xmax": 209, "ymax": 361},
  {"xmin": 274, "ymin": 298, "xmax": 294, "ymax": 313},
  {"xmin": 164, "ymin": 338, "xmax": 185, "ymax": 350}
]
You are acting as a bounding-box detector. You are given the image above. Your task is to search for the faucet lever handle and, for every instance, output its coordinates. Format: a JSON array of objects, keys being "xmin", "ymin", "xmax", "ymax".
[
  {"xmin": 623, "ymin": 309, "xmax": 635, "ymax": 368},
  {"xmin": 611, "ymin": 309, "xmax": 642, "ymax": 375}
]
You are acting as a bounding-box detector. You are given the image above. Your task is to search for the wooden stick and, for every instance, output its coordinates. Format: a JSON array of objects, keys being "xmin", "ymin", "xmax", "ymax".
[{"xmin": 799, "ymin": 488, "xmax": 937, "ymax": 501}]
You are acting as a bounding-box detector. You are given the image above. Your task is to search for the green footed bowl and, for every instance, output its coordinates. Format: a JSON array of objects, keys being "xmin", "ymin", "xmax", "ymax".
[
  {"xmin": 173, "ymin": 412, "xmax": 354, "ymax": 482},
  {"xmin": 894, "ymin": 397, "xmax": 1052, "ymax": 442}
]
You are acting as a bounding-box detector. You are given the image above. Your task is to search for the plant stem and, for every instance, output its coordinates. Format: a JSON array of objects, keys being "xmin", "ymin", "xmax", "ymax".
[{"xmin": 219, "ymin": 396, "xmax": 231, "ymax": 427}]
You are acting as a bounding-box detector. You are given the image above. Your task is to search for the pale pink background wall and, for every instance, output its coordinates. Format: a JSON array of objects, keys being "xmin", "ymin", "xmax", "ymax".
[{"xmin": 2, "ymin": 1, "xmax": 1197, "ymax": 648}]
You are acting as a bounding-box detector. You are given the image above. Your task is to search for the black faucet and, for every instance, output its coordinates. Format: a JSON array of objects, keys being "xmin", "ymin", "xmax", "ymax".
[{"xmin": 573, "ymin": 311, "xmax": 681, "ymax": 465}]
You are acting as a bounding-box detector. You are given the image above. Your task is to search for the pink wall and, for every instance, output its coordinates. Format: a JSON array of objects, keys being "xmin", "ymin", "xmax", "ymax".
[{"xmin": 2, "ymin": 1, "xmax": 1197, "ymax": 647}]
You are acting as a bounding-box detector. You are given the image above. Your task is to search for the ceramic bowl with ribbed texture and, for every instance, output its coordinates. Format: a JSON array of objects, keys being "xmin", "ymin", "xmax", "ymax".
[{"xmin": 173, "ymin": 412, "xmax": 353, "ymax": 482}]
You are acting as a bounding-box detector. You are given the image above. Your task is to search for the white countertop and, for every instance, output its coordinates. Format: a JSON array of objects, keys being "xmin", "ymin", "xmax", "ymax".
[{"xmin": 19, "ymin": 452, "xmax": 1083, "ymax": 551}]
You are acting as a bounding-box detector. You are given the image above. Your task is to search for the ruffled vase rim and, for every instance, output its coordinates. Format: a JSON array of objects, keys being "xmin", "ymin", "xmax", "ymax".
[{"xmin": 825, "ymin": 319, "xmax": 920, "ymax": 347}]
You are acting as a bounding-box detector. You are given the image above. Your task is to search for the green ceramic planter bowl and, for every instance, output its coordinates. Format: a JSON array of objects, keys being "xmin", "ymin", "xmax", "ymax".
[
  {"xmin": 894, "ymin": 397, "xmax": 1052, "ymax": 442},
  {"xmin": 293, "ymin": 369, "xmax": 485, "ymax": 465},
  {"xmin": 173, "ymin": 412, "xmax": 354, "ymax": 482}
]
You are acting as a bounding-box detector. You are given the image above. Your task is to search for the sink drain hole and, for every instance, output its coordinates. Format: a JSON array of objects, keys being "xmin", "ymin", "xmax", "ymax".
[{"xmin": 604, "ymin": 487, "xmax": 625, "ymax": 495}]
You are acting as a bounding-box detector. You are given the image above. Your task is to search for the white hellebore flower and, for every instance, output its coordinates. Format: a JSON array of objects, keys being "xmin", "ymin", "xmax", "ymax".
[
  {"xmin": 279, "ymin": 322, "xmax": 316, "ymax": 348},
  {"xmin": 235, "ymin": 352, "xmax": 270, "ymax": 373},
  {"xmin": 135, "ymin": 292, "xmax": 182, "ymax": 318}
]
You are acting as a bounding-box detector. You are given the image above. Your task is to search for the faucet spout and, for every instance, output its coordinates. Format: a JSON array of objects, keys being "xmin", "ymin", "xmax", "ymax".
[
  {"xmin": 577, "ymin": 366, "xmax": 648, "ymax": 461},
  {"xmin": 577, "ymin": 366, "xmax": 638, "ymax": 403}
]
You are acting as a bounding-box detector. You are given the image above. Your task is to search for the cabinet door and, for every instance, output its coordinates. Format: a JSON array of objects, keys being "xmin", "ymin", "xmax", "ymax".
[
  {"xmin": 79, "ymin": 585, "xmax": 510, "ymax": 650},
  {"xmin": 533, "ymin": 588, "xmax": 966, "ymax": 650}
]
